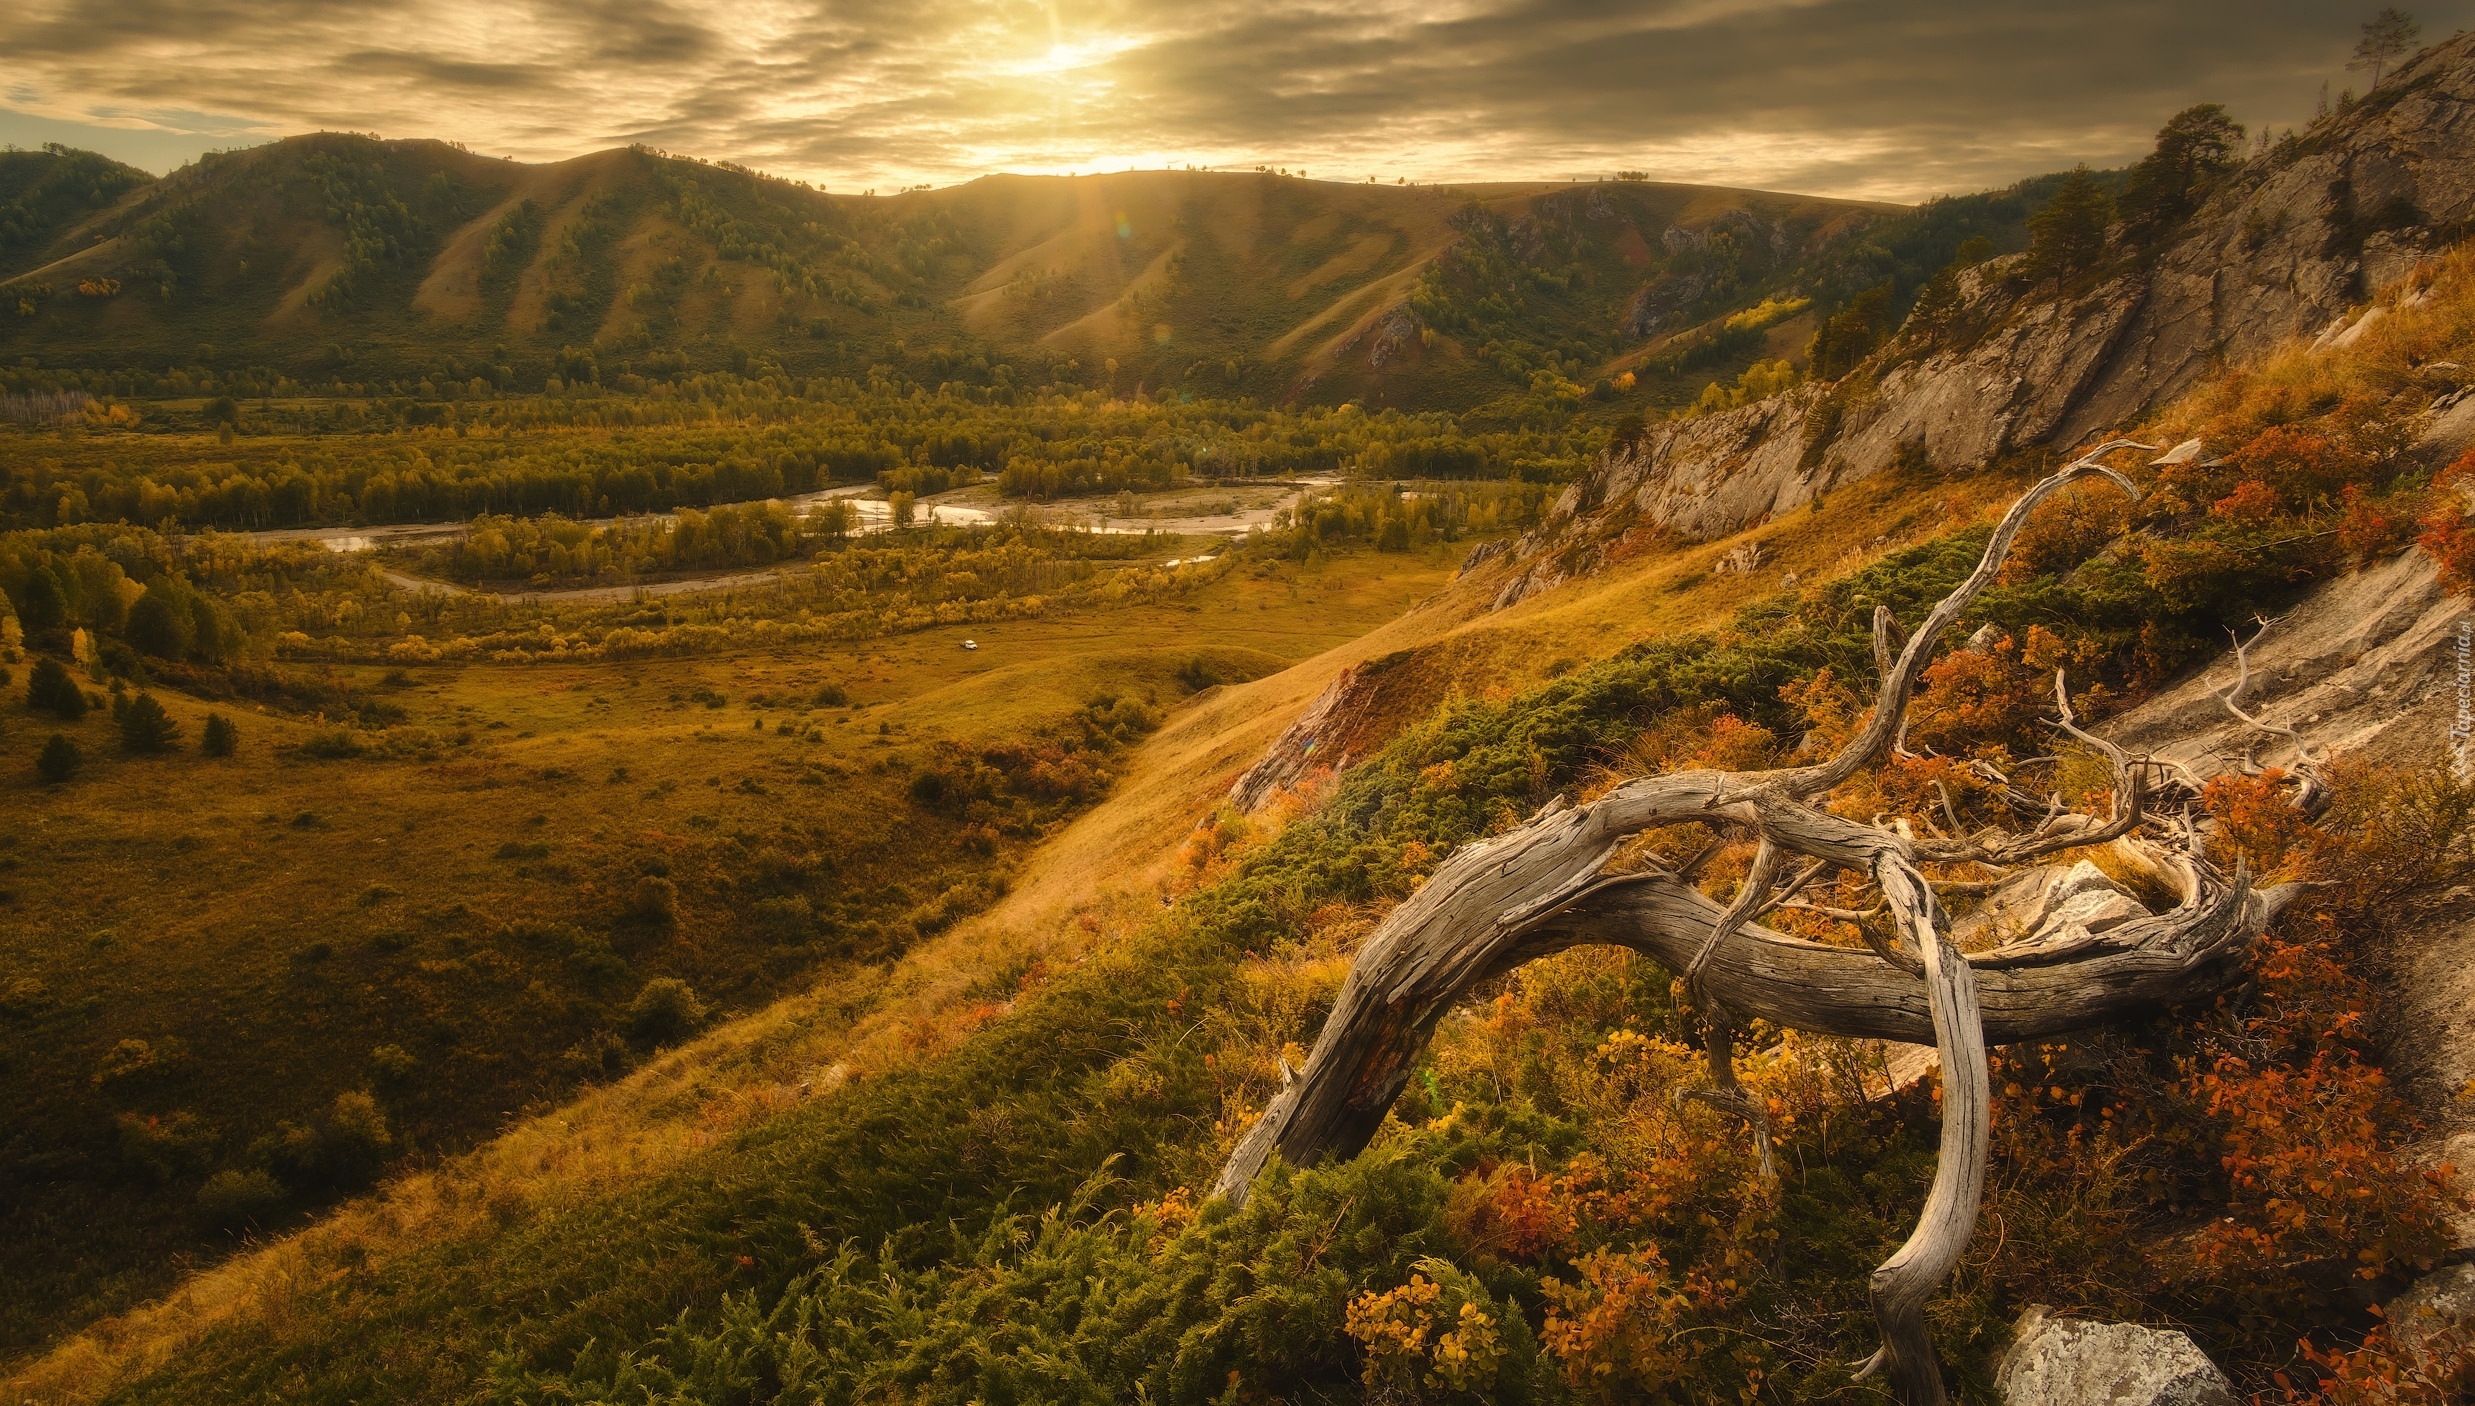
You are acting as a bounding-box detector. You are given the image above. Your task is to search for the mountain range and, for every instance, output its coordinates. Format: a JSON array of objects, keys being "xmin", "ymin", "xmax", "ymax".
[{"xmin": 1, "ymin": 135, "xmax": 2061, "ymax": 413}]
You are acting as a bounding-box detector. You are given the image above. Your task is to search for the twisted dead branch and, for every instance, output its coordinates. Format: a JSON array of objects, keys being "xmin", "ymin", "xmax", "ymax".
[{"xmin": 1209, "ymin": 442, "xmax": 2306, "ymax": 1406}]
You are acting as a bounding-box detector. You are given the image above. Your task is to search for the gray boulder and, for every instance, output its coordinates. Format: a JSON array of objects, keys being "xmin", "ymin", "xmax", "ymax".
[
  {"xmin": 2387, "ymin": 1263, "xmax": 2475, "ymax": 1375},
  {"xmin": 1997, "ymin": 1306, "xmax": 2237, "ymax": 1406}
]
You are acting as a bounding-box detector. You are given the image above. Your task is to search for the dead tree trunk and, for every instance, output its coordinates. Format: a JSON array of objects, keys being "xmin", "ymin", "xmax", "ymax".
[{"xmin": 1210, "ymin": 445, "xmax": 2296, "ymax": 1406}]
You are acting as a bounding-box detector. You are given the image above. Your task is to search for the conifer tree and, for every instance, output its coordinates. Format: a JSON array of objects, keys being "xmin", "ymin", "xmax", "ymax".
[
  {"xmin": 118, "ymin": 693, "xmax": 181, "ymax": 754},
  {"xmin": 201, "ymin": 713, "xmax": 238, "ymax": 757},
  {"xmin": 16, "ymin": 566, "xmax": 68, "ymax": 635},
  {"xmin": 2024, "ymin": 167, "xmax": 2113, "ymax": 295},
  {"xmin": 2119, "ymin": 104, "xmax": 2245, "ymax": 236},
  {"xmin": 126, "ymin": 581, "xmax": 197, "ymax": 659},
  {"xmin": 2352, "ymin": 8, "xmax": 2420, "ymax": 90},
  {"xmin": 38, "ymin": 733, "xmax": 79, "ymax": 783},
  {"xmin": 1807, "ymin": 282, "xmax": 1894, "ymax": 379},
  {"xmin": 26, "ymin": 656, "xmax": 86, "ymax": 719}
]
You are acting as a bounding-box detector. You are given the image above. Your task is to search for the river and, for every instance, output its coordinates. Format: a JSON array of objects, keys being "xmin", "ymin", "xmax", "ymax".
[{"xmin": 246, "ymin": 478, "xmax": 1335, "ymax": 603}]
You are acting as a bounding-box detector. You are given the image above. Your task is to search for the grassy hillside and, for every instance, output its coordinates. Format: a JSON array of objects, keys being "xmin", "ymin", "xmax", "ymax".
[
  {"xmin": 0, "ymin": 135, "xmax": 1928, "ymax": 412},
  {"xmin": 10, "ymin": 103, "xmax": 2455, "ymax": 1404},
  {"xmin": 0, "ymin": 436, "xmax": 2016, "ymax": 1403}
]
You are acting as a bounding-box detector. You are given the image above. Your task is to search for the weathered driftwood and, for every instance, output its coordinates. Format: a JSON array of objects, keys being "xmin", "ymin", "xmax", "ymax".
[{"xmin": 1211, "ymin": 445, "xmax": 2298, "ymax": 1406}]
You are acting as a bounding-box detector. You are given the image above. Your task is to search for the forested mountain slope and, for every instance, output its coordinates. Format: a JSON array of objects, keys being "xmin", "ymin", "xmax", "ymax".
[
  {"xmin": 0, "ymin": 134, "xmax": 2044, "ymax": 414},
  {"xmin": 0, "ymin": 145, "xmax": 153, "ymax": 275}
]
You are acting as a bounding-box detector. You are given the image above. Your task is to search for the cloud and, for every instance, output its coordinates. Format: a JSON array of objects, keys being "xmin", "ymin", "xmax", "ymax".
[{"xmin": 3, "ymin": 0, "xmax": 2469, "ymax": 197}]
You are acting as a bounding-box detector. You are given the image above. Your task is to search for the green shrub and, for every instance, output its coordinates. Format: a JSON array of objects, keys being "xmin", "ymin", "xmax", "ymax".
[
  {"xmin": 265, "ymin": 1091, "xmax": 394, "ymax": 1192},
  {"xmin": 297, "ymin": 727, "xmax": 369, "ymax": 759},
  {"xmin": 501, "ymin": 1155, "xmax": 1474, "ymax": 1406},
  {"xmin": 628, "ymin": 875, "xmax": 679, "ymax": 926},
  {"xmin": 624, "ymin": 977, "xmax": 707, "ymax": 1045},
  {"xmin": 369, "ymin": 1044, "xmax": 420, "ymax": 1085},
  {"xmin": 92, "ymin": 1037, "xmax": 181, "ymax": 1086},
  {"xmin": 25, "ymin": 656, "xmax": 83, "ymax": 719},
  {"xmin": 195, "ymin": 1168, "xmax": 287, "ymax": 1229},
  {"xmin": 115, "ymin": 1111, "xmax": 219, "ymax": 1184},
  {"xmin": 200, "ymin": 712, "xmax": 237, "ymax": 756}
]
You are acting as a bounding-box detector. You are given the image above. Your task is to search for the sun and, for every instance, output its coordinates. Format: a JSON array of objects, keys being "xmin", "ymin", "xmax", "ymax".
[{"xmin": 1005, "ymin": 34, "xmax": 1138, "ymax": 78}]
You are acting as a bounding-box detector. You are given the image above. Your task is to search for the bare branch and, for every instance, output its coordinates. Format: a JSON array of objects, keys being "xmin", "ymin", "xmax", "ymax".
[
  {"xmin": 1873, "ymin": 605, "xmax": 1909, "ymax": 681},
  {"xmin": 1677, "ymin": 1024, "xmax": 1776, "ymax": 1179},
  {"xmin": 1865, "ymin": 841, "xmax": 1988, "ymax": 1406},
  {"xmin": 1785, "ymin": 442, "xmax": 2150, "ymax": 799},
  {"xmin": 2204, "ymin": 616, "xmax": 2328, "ymax": 812},
  {"xmin": 1747, "ymin": 857, "xmax": 1834, "ymax": 920},
  {"xmin": 1920, "ymin": 672, "xmax": 2148, "ymax": 867},
  {"xmin": 1684, "ymin": 835, "xmax": 1784, "ymax": 1000}
]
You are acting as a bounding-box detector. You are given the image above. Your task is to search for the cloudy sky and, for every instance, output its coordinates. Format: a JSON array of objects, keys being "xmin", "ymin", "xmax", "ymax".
[{"xmin": 3, "ymin": 1, "xmax": 2469, "ymax": 201}]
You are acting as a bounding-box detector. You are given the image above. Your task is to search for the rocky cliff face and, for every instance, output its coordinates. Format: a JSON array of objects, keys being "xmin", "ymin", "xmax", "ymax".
[
  {"xmin": 1480, "ymin": 33, "xmax": 2475, "ymax": 607},
  {"xmin": 1223, "ymin": 650, "xmax": 1423, "ymax": 813}
]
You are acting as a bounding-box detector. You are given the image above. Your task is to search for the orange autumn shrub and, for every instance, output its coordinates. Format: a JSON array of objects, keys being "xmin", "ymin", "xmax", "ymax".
[
  {"xmin": 1446, "ymin": 1161, "xmax": 1577, "ymax": 1262},
  {"xmin": 1685, "ymin": 713, "xmax": 1778, "ymax": 771},
  {"xmin": 1538, "ymin": 1244, "xmax": 1750, "ymax": 1403},
  {"xmin": 2338, "ymin": 484, "xmax": 2415, "ymax": 559},
  {"xmin": 1908, "ymin": 624, "xmax": 2103, "ymax": 757},
  {"xmin": 2001, "ymin": 476, "xmax": 2135, "ymax": 583},
  {"xmin": 2199, "ymin": 928, "xmax": 2458, "ymax": 1325},
  {"xmin": 2212, "ymin": 477, "xmax": 2283, "ymax": 525},
  {"xmin": 2416, "ymin": 447, "xmax": 2475, "ymax": 597},
  {"xmin": 2299, "ymin": 1320, "xmax": 2475, "ymax": 1405},
  {"xmin": 2183, "ymin": 1046, "xmax": 2455, "ymax": 1298},
  {"xmin": 2203, "ymin": 770, "xmax": 2326, "ymax": 881},
  {"xmin": 2232, "ymin": 425, "xmax": 2369, "ymax": 511},
  {"xmin": 1344, "ymin": 1258, "xmax": 1514, "ymax": 1402}
]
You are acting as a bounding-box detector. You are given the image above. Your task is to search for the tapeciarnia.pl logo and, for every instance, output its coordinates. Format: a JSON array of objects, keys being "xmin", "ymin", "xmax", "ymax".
[{"xmin": 2454, "ymin": 619, "xmax": 2474, "ymax": 780}]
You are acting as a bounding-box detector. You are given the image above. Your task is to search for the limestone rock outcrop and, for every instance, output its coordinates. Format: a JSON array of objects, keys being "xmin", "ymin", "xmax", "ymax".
[{"xmin": 1224, "ymin": 652, "xmax": 1417, "ymax": 813}]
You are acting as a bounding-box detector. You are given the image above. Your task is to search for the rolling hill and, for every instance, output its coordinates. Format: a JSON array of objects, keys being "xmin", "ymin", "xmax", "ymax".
[{"xmin": 0, "ymin": 134, "xmax": 2037, "ymax": 413}]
